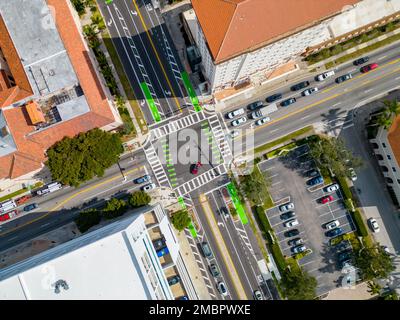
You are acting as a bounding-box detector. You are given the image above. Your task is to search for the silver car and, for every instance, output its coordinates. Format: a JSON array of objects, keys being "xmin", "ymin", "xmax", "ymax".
[
  {"xmin": 255, "ymin": 117, "xmax": 271, "ymax": 126},
  {"xmin": 227, "ymin": 108, "xmax": 245, "ymax": 119}
]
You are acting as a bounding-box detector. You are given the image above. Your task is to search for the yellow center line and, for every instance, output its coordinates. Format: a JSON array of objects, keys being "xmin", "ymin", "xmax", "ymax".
[
  {"xmin": 199, "ymin": 194, "xmax": 248, "ymax": 300},
  {"xmin": 132, "ymin": 0, "xmax": 182, "ymax": 113},
  {"xmin": 0, "ymin": 166, "xmax": 144, "ymax": 237}
]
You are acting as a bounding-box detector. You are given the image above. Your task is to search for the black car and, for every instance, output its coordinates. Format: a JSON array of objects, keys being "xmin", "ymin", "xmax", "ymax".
[
  {"xmin": 353, "ymin": 56, "xmax": 369, "ymax": 66},
  {"xmin": 153, "ymin": 237, "xmax": 166, "ymax": 251},
  {"xmin": 247, "ymin": 100, "xmax": 264, "ymax": 111},
  {"xmin": 168, "ymin": 275, "xmax": 181, "ymax": 286},
  {"xmin": 266, "ymin": 93, "xmax": 282, "ymax": 103},
  {"xmin": 335, "ymin": 240, "xmax": 352, "ymax": 253},
  {"xmin": 306, "ymin": 169, "xmax": 319, "ymax": 177},
  {"xmin": 209, "ymin": 264, "xmax": 220, "ymax": 277},
  {"xmin": 326, "ymin": 227, "xmax": 343, "ymax": 237},
  {"xmin": 290, "ymin": 81, "xmax": 310, "ymax": 91},
  {"xmin": 23, "ymin": 203, "xmax": 38, "ymax": 212},
  {"xmin": 280, "ymin": 97, "xmax": 296, "ymax": 107},
  {"xmin": 338, "ymin": 250, "xmax": 353, "ymax": 263},
  {"xmin": 284, "ymin": 229, "xmax": 300, "ymax": 238},
  {"xmin": 335, "ymin": 73, "xmax": 352, "ymax": 83},
  {"xmin": 280, "ymin": 211, "xmax": 296, "ymax": 220}
]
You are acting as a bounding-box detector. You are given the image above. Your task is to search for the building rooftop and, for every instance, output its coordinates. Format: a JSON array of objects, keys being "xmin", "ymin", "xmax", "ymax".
[
  {"xmin": 388, "ymin": 115, "xmax": 400, "ymax": 167},
  {"xmin": 191, "ymin": 0, "xmax": 360, "ymax": 63}
]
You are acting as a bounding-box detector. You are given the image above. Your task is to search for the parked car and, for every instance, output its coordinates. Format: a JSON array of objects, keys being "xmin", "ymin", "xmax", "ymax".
[
  {"xmin": 326, "ymin": 227, "xmax": 343, "ymax": 237},
  {"xmin": 302, "ymin": 87, "xmax": 319, "ymax": 96},
  {"xmin": 382, "ymin": 246, "xmax": 391, "ymax": 255},
  {"xmin": 255, "ymin": 117, "xmax": 271, "ymax": 126},
  {"xmin": 280, "ymin": 97, "xmax": 296, "ymax": 107},
  {"xmin": 191, "ymin": 162, "xmax": 202, "ymax": 175},
  {"xmin": 229, "ymin": 130, "xmax": 239, "ymax": 139},
  {"xmin": 368, "ymin": 218, "xmax": 380, "ymax": 233},
  {"xmin": 279, "ymin": 202, "xmax": 294, "ymax": 212},
  {"xmin": 156, "ymin": 247, "xmax": 169, "ymax": 257},
  {"xmin": 23, "ymin": 203, "xmax": 38, "ymax": 212},
  {"xmin": 253, "ymin": 290, "xmax": 263, "ymax": 300},
  {"xmin": 292, "ymin": 244, "xmax": 307, "ymax": 254},
  {"xmin": 168, "ymin": 275, "xmax": 181, "ymax": 286},
  {"xmin": 231, "ymin": 116, "xmax": 247, "ymax": 127},
  {"xmin": 315, "ymin": 70, "xmax": 335, "ymax": 81},
  {"xmin": 218, "ymin": 282, "xmax": 228, "ymax": 296},
  {"xmin": 133, "ymin": 175, "xmax": 151, "ymax": 184},
  {"xmin": 325, "ymin": 184, "xmax": 339, "ymax": 193},
  {"xmin": 338, "ymin": 250, "xmax": 352, "ymax": 263},
  {"xmin": 291, "ymin": 81, "xmax": 310, "ymax": 91},
  {"xmin": 209, "ymin": 264, "xmax": 220, "ymax": 277},
  {"xmin": 307, "ymin": 175, "xmax": 324, "ymax": 186},
  {"xmin": 288, "ymin": 237, "xmax": 303, "ymax": 246},
  {"xmin": 0, "ymin": 210, "xmax": 18, "ymax": 222},
  {"xmin": 15, "ymin": 195, "xmax": 32, "ymax": 206},
  {"xmin": 227, "ymin": 108, "xmax": 245, "ymax": 119},
  {"xmin": 335, "ymin": 240, "xmax": 352, "ymax": 253},
  {"xmin": 284, "ymin": 229, "xmax": 300, "ymax": 238},
  {"xmin": 280, "ymin": 211, "xmax": 296, "ymax": 220},
  {"xmin": 284, "ymin": 219, "xmax": 299, "ymax": 228},
  {"xmin": 325, "ymin": 220, "xmax": 340, "ymax": 230},
  {"xmin": 335, "ymin": 73, "xmax": 352, "ymax": 83},
  {"xmin": 201, "ymin": 242, "xmax": 213, "ymax": 258},
  {"xmin": 349, "ymin": 168, "xmax": 357, "ymax": 181},
  {"xmin": 306, "ymin": 169, "xmax": 320, "ymax": 177},
  {"xmin": 141, "ymin": 183, "xmax": 156, "ymax": 192},
  {"xmin": 266, "ymin": 93, "xmax": 282, "ymax": 103},
  {"xmin": 247, "ymin": 101, "xmax": 264, "ymax": 111},
  {"xmin": 220, "ymin": 207, "xmax": 230, "ymax": 218},
  {"xmin": 320, "ymin": 195, "xmax": 334, "ymax": 204},
  {"xmin": 360, "ymin": 63, "xmax": 378, "ymax": 73},
  {"xmin": 176, "ymin": 296, "xmax": 189, "ymax": 300},
  {"xmin": 153, "ymin": 237, "xmax": 166, "ymax": 251},
  {"xmin": 353, "ymin": 56, "xmax": 369, "ymax": 65}
]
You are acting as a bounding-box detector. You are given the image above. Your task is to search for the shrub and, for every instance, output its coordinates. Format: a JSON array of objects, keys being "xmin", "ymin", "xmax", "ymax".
[
  {"xmin": 344, "ymin": 198, "xmax": 355, "ymax": 212},
  {"xmin": 351, "ymin": 210, "xmax": 369, "ymax": 237},
  {"xmin": 102, "ymin": 198, "xmax": 127, "ymax": 219},
  {"xmin": 171, "ymin": 209, "xmax": 191, "ymax": 231},
  {"xmin": 75, "ymin": 208, "xmax": 101, "ymax": 233},
  {"xmin": 337, "ymin": 176, "xmax": 353, "ymax": 200},
  {"xmin": 128, "ymin": 191, "xmax": 151, "ymax": 207}
]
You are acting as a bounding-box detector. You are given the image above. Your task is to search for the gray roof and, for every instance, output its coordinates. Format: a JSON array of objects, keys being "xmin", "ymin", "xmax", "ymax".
[
  {"xmin": 56, "ymin": 95, "xmax": 90, "ymax": 122},
  {"xmin": 0, "ymin": 110, "xmax": 17, "ymax": 157}
]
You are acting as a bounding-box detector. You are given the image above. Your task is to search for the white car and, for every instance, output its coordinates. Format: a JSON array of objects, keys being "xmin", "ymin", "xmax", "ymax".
[
  {"xmin": 217, "ymin": 282, "xmax": 228, "ymax": 296},
  {"xmin": 349, "ymin": 168, "xmax": 357, "ymax": 181},
  {"xmin": 292, "ymin": 245, "xmax": 307, "ymax": 254},
  {"xmin": 227, "ymin": 108, "xmax": 245, "ymax": 119},
  {"xmin": 280, "ymin": 202, "xmax": 294, "ymax": 212},
  {"xmin": 254, "ymin": 290, "xmax": 263, "ymax": 300},
  {"xmin": 231, "ymin": 116, "xmax": 247, "ymax": 127},
  {"xmin": 316, "ymin": 70, "xmax": 335, "ymax": 81},
  {"xmin": 284, "ymin": 219, "xmax": 299, "ymax": 228},
  {"xmin": 141, "ymin": 183, "xmax": 156, "ymax": 192},
  {"xmin": 325, "ymin": 220, "xmax": 340, "ymax": 230},
  {"xmin": 255, "ymin": 117, "xmax": 271, "ymax": 126},
  {"xmin": 230, "ymin": 130, "xmax": 239, "ymax": 138},
  {"xmin": 368, "ymin": 218, "xmax": 380, "ymax": 233},
  {"xmin": 302, "ymin": 87, "xmax": 319, "ymax": 96},
  {"xmin": 325, "ymin": 184, "xmax": 339, "ymax": 193}
]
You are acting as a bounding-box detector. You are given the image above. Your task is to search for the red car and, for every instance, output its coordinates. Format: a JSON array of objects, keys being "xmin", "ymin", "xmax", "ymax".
[
  {"xmin": 360, "ymin": 63, "xmax": 378, "ymax": 73},
  {"xmin": 190, "ymin": 162, "xmax": 202, "ymax": 175},
  {"xmin": 0, "ymin": 210, "xmax": 18, "ymax": 222},
  {"xmin": 320, "ymin": 195, "xmax": 334, "ymax": 204}
]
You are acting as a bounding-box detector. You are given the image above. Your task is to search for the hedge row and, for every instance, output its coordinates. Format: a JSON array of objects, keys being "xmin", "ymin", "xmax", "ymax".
[
  {"xmin": 337, "ymin": 176, "xmax": 353, "ymax": 200},
  {"xmin": 351, "ymin": 210, "xmax": 369, "ymax": 237}
]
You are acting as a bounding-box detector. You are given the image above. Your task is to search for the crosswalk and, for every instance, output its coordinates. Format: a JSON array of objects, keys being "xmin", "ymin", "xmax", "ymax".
[
  {"xmin": 174, "ymin": 164, "xmax": 227, "ymax": 197},
  {"xmin": 208, "ymin": 115, "xmax": 233, "ymax": 165},
  {"xmin": 234, "ymin": 221, "xmax": 255, "ymax": 256},
  {"xmin": 143, "ymin": 144, "xmax": 171, "ymax": 188},
  {"xmin": 150, "ymin": 111, "xmax": 207, "ymax": 140}
]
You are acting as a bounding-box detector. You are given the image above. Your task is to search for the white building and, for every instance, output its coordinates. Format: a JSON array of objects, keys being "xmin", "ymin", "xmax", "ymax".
[
  {"xmin": 186, "ymin": 0, "xmax": 400, "ymax": 93},
  {"xmin": 0, "ymin": 204, "xmax": 197, "ymax": 300},
  {"xmin": 370, "ymin": 116, "xmax": 400, "ymax": 206}
]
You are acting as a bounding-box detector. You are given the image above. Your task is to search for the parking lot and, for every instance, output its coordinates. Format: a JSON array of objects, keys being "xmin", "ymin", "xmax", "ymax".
[{"xmin": 259, "ymin": 145, "xmax": 356, "ymax": 295}]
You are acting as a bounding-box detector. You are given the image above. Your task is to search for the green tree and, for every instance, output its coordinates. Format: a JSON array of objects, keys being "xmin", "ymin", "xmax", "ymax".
[
  {"xmin": 102, "ymin": 198, "xmax": 127, "ymax": 219},
  {"xmin": 91, "ymin": 12, "xmax": 106, "ymax": 31},
  {"xmin": 376, "ymin": 111, "xmax": 393, "ymax": 130},
  {"xmin": 128, "ymin": 191, "xmax": 151, "ymax": 207},
  {"xmin": 71, "ymin": 0, "xmax": 86, "ymax": 16},
  {"xmin": 383, "ymin": 99, "xmax": 400, "ymax": 117},
  {"xmin": 75, "ymin": 208, "xmax": 101, "ymax": 233},
  {"xmin": 367, "ymin": 280, "xmax": 382, "ymax": 296},
  {"xmin": 170, "ymin": 209, "xmax": 191, "ymax": 231},
  {"xmin": 115, "ymin": 95, "xmax": 126, "ymax": 109},
  {"xmin": 240, "ymin": 167, "xmax": 271, "ymax": 206},
  {"xmin": 46, "ymin": 128, "xmax": 123, "ymax": 187},
  {"xmin": 280, "ymin": 266, "xmax": 317, "ymax": 300}
]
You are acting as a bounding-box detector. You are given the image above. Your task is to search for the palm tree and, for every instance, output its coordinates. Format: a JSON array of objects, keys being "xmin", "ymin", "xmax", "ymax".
[
  {"xmin": 383, "ymin": 99, "xmax": 400, "ymax": 117},
  {"xmin": 367, "ymin": 280, "xmax": 381, "ymax": 296},
  {"xmin": 376, "ymin": 111, "xmax": 393, "ymax": 130},
  {"xmin": 115, "ymin": 95, "xmax": 126, "ymax": 109}
]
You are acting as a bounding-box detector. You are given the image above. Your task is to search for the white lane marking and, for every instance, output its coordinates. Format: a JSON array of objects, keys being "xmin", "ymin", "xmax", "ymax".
[
  {"xmin": 40, "ymin": 222, "xmax": 51, "ymax": 228},
  {"xmin": 301, "ymin": 115, "xmax": 311, "ymax": 120},
  {"xmin": 7, "ymin": 236, "xmax": 18, "ymax": 241},
  {"xmin": 364, "ymin": 88, "xmax": 373, "ymax": 93},
  {"xmin": 377, "ymin": 55, "xmax": 387, "ymax": 61},
  {"xmin": 332, "ymin": 102, "xmax": 341, "ymax": 107}
]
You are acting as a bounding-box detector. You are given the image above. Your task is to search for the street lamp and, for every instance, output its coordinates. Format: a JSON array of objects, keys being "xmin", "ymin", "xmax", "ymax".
[{"xmin": 117, "ymin": 161, "xmax": 126, "ymax": 181}]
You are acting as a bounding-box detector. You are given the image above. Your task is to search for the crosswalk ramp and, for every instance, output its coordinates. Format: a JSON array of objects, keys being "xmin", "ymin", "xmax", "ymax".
[
  {"xmin": 150, "ymin": 111, "xmax": 207, "ymax": 140},
  {"xmin": 143, "ymin": 144, "xmax": 171, "ymax": 188},
  {"xmin": 208, "ymin": 115, "xmax": 233, "ymax": 165},
  {"xmin": 174, "ymin": 164, "xmax": 227, "ymax": 197}
]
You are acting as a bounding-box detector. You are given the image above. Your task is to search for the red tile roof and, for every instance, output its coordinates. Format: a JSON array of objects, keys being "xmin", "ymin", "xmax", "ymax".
[
  {"xmin": 388, "ymin": 115, "xmax": 400, "ymax": 168},
  {"xmin": 192, "ymin": 0, "xmax": 360, "ymax": 63}
]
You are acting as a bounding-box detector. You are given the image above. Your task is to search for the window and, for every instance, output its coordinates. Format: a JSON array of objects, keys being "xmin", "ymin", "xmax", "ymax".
[
  {"xmin": 382, "ymin": 143, "xmax": 387, "ymax": 148},
  {"xmin": 393, "ymin": 167, "xmax": 397, "ymax": 172},
  {"xmin": 397, "ymin": 179, "xmax": 400, "ymax": 184},
  {"xmin": 387, "ymin": 155, "xmax": 392, "ymax": 160}
]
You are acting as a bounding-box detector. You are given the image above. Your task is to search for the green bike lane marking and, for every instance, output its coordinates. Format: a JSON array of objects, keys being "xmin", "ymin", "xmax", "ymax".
[
  {"xmin": 178, "ymin": 197, "xmax": 198, "ymax": 238},
  {"xmin": 140, "ymin": 82, "xmax": 161, "ymax": 122},
  {"xmin": 182, "ymin": 71, "xmax": 202, "ymax": 112},
  {"xmin": 226, "ymin": 182, "xmax": 249, "ymax": 225}
]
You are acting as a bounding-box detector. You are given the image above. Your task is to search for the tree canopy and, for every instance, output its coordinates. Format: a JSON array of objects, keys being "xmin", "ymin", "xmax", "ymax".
[
  {"xmin": 102, "ymin": 198, "xmax": 127, "ymax": 220},
  {"xmin": 75, "ymin": 208, "xmax": 101, "ymax": 233},
  {"xmin": 280, "ymin": 265, "xmax": 317, "ymax": 300},
  {"xmin": 128, "ymin": 191, "xmax": 151, "ymax": 207},
  {"xmin": 171, "ymin": 209, "xmax": 191, "ymax": 231},
  {"xmin": 46, "ymin": 128, "xmax": 123, "ymax": 187},
  {"xmin": 240, "ymin": 167, "xmax": 271, "ymax": 206}
]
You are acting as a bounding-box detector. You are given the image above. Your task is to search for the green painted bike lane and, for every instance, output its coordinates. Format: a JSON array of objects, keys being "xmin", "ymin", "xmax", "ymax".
[
  {"xmin": 178, "ymin": 197, "xmax": 198, "ymax": 238},
  {"xmin": 181, "ymin": 71, "xmax": 202, "ymax": 112},
  {"xmin": 140, "ymin": 82, "xmax": 161, "ymax": 122},
  {"xmin": 226, "ymin": 182, "xmax": 249, "ymax": 225}
]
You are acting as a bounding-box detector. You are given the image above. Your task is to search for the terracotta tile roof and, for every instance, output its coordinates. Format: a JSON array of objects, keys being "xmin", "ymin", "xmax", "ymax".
[
  {"xmin": 388, "ymin": 115, "xmax": 400, "ymax": 168},
  {"xmin": 192, "ymin": 0, "xmax": 360, "ymax": 63}
]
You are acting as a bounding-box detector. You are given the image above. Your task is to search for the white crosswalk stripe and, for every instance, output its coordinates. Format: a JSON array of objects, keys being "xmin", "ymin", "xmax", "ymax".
[
  {"xmin": 234, "ymin": 222, "xmax": 255, "ymax": 255},
  {"xmin": 207, "ymin": 115, "xmax": 233, "ymax": 164},
  {"xmin": 143, "ymin": 144, "xmax": 171, "ymax": 188}
]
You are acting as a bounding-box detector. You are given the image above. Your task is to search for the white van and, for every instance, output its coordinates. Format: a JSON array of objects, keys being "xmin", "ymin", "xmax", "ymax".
[{"xmin": 0, "ymin": 200, "xmax": 17, "ymax": 213}]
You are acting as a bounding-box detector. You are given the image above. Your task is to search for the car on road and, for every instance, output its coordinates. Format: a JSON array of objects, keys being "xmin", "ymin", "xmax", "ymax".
[
  {"xmin": 201, "ymin": 242, "xmax": 213, "ymax": 258},
  {"xmin": 368, "ymin": 218, "xmax": 380, "ymax": 233},
  {"xmin": 291, "ymin": 81, "xmax": 310, "ymax": 91},
  {"xmin": 292, "ymin": 244, "xmax": 307, "ymax": 254},
  {"xmin": 349, "ymin": 167, "xmax": 357, "ymax": 181},
  {"xmin": 226, "ymin": 108, "xmax": 245, "ymax": 119},
  {"xmin": 153, "ymin": 237, "xmax": 166, "ymax": 251},
  {"xmin": 191, "ymin": 162, "xmax": 202, "ymax": 175},
  {"xmin": 0, "ymin": 210, "xmax": 18, "ymax": 222},
  {"xmin": 209, "ymin": 264, "xmax": 220, "ymax": 277},
  {"xmin": 218, "ymin": 282, "xmax": 228, "ymax": 296},
  {"xmin": 231, "ymin": 116, "xmax": 247, "ymax": 127},
  {"xmin": 141, "ymin": 183, "xmax": 156, "ymax": 192},
  {"xmin": 288, "ymin": 237, "xmax": 304, "ymax": 246},
  {"xmin": 229, "ymin": 130, "xmax": 239, "ymax": 139},
  {"xmin": 280, "ymin": 97, "xmax": 296, "ymax": 107},
  {"xmin": 360, "ymin": 63, "xmax": 378, "ymax": 73},
  {"xmin": 301, "ymin": 87, "xmax": 319, "ymax": 96},
  {"xmin": 284, "ymin": 219, "xmax": 299, "ymax": 228},
  {"xmin": 254, "ymin": 290, "xmax": 263, "ymax": 300},
  {"xmin": 133, "ymin": 175, "xmax": 151, "ymax": 184},
  {"xmin": 306, "ymin": 169, "xmax": 320, "ymax": 177},
  {"xmin": 168, "ymin": 275, "xmax": 181, "ymax": 286},
  {"xmin": 353, "ymin": 56, "xmax": 369, "ymax": 65},
  {"xmin": 23, "ymin": 203, "xmax": 38, "ymax": 212},
  {"xmin": 220, "ymin": 207, "xmax": 230, "ymax": 218},
  {"xmin": 255, "ymin": 117, "xmax": 271, "ymax": 126},
  {"xmin": 266, "ymin": 93, "xmax": 282, "ymax": 103},
  {"xmin": 284, "ymin": 229, "xmax": 300, "ymax": 238},
  {"xmin": 156, "ymin": 247, "xmax": 169, "ymax": 257},
  {"xmin": 307, "ymin": 175, "xmax": 324, "ymax": 186},
  {"xmin": 320, "ymin": 195, "xmax": 334, "ymax": 204},
  {"xmin": 247, "ymin": 101, "xmax": 264, "ymax": 111},
  {"xmin": 325, "ymin": 220, "xmax": 340, "ymax": 230},
  {"xmin": 280, "ymin": 211, "xmax": 296, "ymax": 220},
  {"xmin": 279, "ymin": 202, "xmax": 294, "ymax": 212},
  {"xmin": 316, "ymin": 70, "xmax": 335, "ymax": 81},
  {"xmin": 325, "ymin": 184, "xmax": 339, "ymax": 193},
  {"xmin": 326, "ymin": 227, "xmax": 343, "ymax": 237},
  {"xmin": 335, "ymin": 73, "xmax": 352, "ymax": 83}
]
